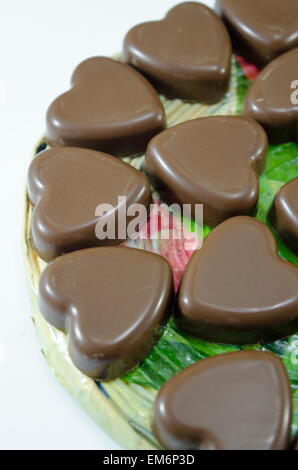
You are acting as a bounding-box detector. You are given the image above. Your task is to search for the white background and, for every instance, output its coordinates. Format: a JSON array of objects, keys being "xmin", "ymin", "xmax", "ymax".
[{"xmin": 0, "ymin": 0, "xmax": 214, "ymax": 450}]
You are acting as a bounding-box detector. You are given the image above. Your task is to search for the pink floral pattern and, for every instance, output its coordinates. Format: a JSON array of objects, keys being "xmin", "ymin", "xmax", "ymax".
[
  {"xmin": 123, "ymin": 198, "xmax": 201, "ymax": 292},
  {"xmin": 236, "ymin": 55, "xmax": 260, "ymax": 80}
]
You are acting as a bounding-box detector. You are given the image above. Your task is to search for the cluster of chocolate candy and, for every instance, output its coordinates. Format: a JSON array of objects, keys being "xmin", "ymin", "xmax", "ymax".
[{"xmin": 27, "ymin": 1, "xmax": 298, "ymax": 450}]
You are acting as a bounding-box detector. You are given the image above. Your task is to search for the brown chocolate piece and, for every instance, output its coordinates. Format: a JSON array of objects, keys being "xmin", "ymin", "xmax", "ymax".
[
  {"xmin": 145, "ymin": 116, "xmax": 267, "ymax": 226},
  {"xmin": 28, "ymin": 147, "xmax": 151, "ymax": 261},
  {"xmin": 176, "ymin": 216, "xmax": 298, "ymax": 344},
  {"xmin": 46, "ymin": 57, "xmax": 165, "ymax": 156},
  {"xmin": 216, "ymin": 0, "xmax": 298, "ymax": 67},
  {"xmin": 243, "ymin": 49, "xmax": 298, "ymax": 144},
  {"xmin": 39, "ymin": 247, "xmax": 173, "ymax": 380},
  {"xmin": 270, "ymin": 178, "xmax": 298, "ymax": 255},
  {"xmin": 153, "ymin": 351, "xmax": 292, "ymax": 450},
  {"xmin": 123, "ymin": 2, "xmax": 231, "ymax": 103}
]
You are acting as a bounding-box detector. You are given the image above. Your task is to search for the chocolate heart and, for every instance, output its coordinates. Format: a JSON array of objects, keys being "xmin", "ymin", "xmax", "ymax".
[
  {"xmin": 216, "ymin": 0, "xmax": 298, "ymax": 67},
  {"xmin": 46, "ymin": 57, "xmax": 166, "ymax": 156},
  {"xmin": 145, "ymin": 116, "xmax": 267, "ymax": 226},
  {"xmin": 270, "ymin": 177, "xmax": 298, "ymax": 255},
  {"xmin": 243, "ymin": 49, "xmax": 298, "ymax": 144},
  {"xmin": 176, "ymin": 216, "xmax": 298, "ymax": 344},
  {"xmin": 153, "ymin": 351, "xmax": 292, "ymax": 450},
  {"xmin": 39, "ymin": 247, "xmax": 173, "ymax": 380},
  {"xmin": 123, "ymin": 2, "xmax": 231, "ymax": 103},
  {"xmin": 28, "ymin": 147, "xmax": 151, "ymax": 261}
]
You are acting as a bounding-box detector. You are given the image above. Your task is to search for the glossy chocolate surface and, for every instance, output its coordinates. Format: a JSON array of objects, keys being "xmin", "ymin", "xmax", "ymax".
[
  {"xmin": 145, "ymin": 116, "xmax": 267, "ymax": 226},
  {"xmin": 39, "ymin": 247, "xmax": 173, "ymax": 380},
  {"xmin": 270, "ymin": 178, "xmax": 298, "ymax": 255},
  {"xmin": 216, "ymin": 0, "xmax": 298, "ymax": 67},
  {"xmin": 153, "ymin": 351, "xmax": 292, "ymax": 450},
  {"xmin": 28, "ymin": 147, "xmax": 151, "ymax": 261},
  {"xmin": 176, "ymin": 216, "xmax": 298, "ymax": 344},
  {"xmin": 123, "ymin": 2, "xmax": 231, "ymax": 103},
  {"xmin": 46, "ymin": 57, "xmax": 165, "ymax": 156},
  {"xmin": 244, "ymin": 49, "xmax": 298, "ymax": 144}
]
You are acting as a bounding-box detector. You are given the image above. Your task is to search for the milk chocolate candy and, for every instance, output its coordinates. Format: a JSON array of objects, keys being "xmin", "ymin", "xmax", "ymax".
[
  {"xmin": 123, "ymin": 2, "xmax": 231, "ymax": 103},
  {"xmin": 176, "ymin": 216, "xmax": 298, "ymax": 344},
  {"xmin": 145, "ymin": 116, "xmax": 267, "ymax": 226},
  {"xmin": 27, "ymin": 147, "xmax": 151, "ymax": 261},
  {"xmin": 216, "ymin": 0, "xmax": 298, "ymax": 67},
  {"xmin": 46, "ymin": 57, "xmax": 165, "ymax": 156},
  {"xmin": 243, "ymin": 49, "xmax": 298, "ymax": 144},
  {"xmin": 153, "ymin": 351, "xmax": 292, "ymax": 450},
  {"xmin": 270, "ymin": 178, "xmax": 298, "ymax": 255},
  {"xmin": 39, "ymin": 247, "xmax": 173, "ymax": 380}
]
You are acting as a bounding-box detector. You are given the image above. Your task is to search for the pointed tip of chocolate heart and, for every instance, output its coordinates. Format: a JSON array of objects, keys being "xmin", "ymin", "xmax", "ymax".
[
  {"xmin": 176, "ymin": 216, "xmax": 298, "ymax": 344},
  {"xmin": 153, "ymin": 350, "xmax": 292, "ymax": 450},
  {"xmin": 38, "ymin": 246, "xmax": 173, "ymax": 380}
]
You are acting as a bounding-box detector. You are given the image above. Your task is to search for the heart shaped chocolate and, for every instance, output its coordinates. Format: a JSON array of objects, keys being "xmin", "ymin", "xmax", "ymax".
[
  {"xmin": 39, "ymin": 247, "xmax": 173, "ymax": 380},
  {"xmin": 270, "ymin": 177, "xmax": 298, "ymax": 255},
  {"xmin": 216, "ymin": 0, "xmax": 298, "ymax": 67},
  {"xmin": 123, "ymin": 2, "xmax": 231, "ymax": 103},
  {"xmin": 153, "ymin": 351, "xmax": 292, "ymax": 450},
  {"xmin": 46, "ymin": 57, "xmax": 166, "ymax": 156},
  {"xmin": 28, "ymin": 147, "xmax": 151, "ymax": 261},
  {"xmin": 145, "ymin": 116, "xmax": 267, "ymax": 226},
  {"xmin": 176, "ymin": 216, "xmax": 298, "ymax": 344},
  {"xmin": 244, "ymin": 49, "xmax": 298, "ymax": 144}
]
